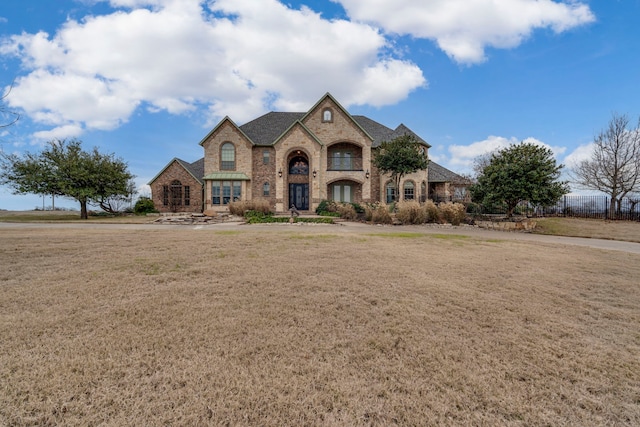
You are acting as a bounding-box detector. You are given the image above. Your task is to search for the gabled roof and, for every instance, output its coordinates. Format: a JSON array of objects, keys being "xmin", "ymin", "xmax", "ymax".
[
  {"xmin": 349, "ymin": 117, "xmax": 430, "ymax": 148},
  {"xmin": 198, "ymin": 116, "xmax": 254, "ymax": 147},
  {"xmin": 199, "ymin": 93, "xmax": 430, "ymax": 149},
  {"xmin": 240, "ymin": 112, "xmax": 305, "ymax": 146},
  {"xmin": 428, "ymin": 161, "xmax": 468, "ymax": 184},
  {"xmin": 301, "ymin": 92, "xmax": 374, "ymax": 142},
  {"xmin": 393, "ymin": 124, "xmax": 431, "ymax": 148},
  {"xmin": 148, "ymin": 157, "xmax": 205, "ymax": 185},
  {"xmin": 234, "ymin": 111, "xmax": 429, "ymax": 148},
  {"xmin": 271, "ymin": 119, "xmax": 324, "ymax": 147}
]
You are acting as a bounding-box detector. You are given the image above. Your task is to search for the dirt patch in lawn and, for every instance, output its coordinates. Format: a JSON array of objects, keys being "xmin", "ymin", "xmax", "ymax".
[{"xmin": 1, "ymin": 227, "xmax": 639, "ymax": 426}]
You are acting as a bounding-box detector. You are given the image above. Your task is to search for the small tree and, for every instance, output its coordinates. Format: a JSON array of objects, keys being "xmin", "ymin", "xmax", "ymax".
[
  {"xmin": 134, "ymin": 196, "xmax": 157, "ymax": 215},
  {"xmin": 0, "ymin": 139, "xmax": 134, "ymax": 219},
  {"xmin": 372, "ymin": 134, "xmax": 429, "ymax": 202},
  {"xmin": 572, "ymin": 113, "xmax": 640, "ymax": 218},
  {"xmin": 470, "ymin": 142, "xmax": 569, "ymax": 217}
]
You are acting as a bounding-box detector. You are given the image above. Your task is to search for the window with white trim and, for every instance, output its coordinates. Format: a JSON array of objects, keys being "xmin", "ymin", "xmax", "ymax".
[
  {"xmin": 404, "ymin": 181, "xmax": 415, "ymax": 200},
  {"xmin": 211, "ymin": 181, "xmax": 242, "ymax": 205},
  {"xmin": 221, "ymin": 143, "xmax": 235, "ymax": 170}
]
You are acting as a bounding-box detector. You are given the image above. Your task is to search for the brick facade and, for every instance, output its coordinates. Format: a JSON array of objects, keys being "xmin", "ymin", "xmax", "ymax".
[
  {"xmin": 150, "ymin": 160, "xmax": 203, "ymax": 213},
  {"xmin": 252, "ymin": 146, "xmax": 276, "ymax": 208},
  {"xmin": 150, "ymin": 93, "xmax": 465, "ymax": 215}
]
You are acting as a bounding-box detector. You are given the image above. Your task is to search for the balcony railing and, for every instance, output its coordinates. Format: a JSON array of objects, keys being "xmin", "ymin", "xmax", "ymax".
[{"xmin": 327, "ymin": 156, "xmax": 363, "ymax": 171}]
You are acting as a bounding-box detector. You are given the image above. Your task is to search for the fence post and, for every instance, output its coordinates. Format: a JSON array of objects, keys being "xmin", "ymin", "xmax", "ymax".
[
  {"xmin": 563, "ymin": 195, "xmax": 567, "ymax": 217},
  {"xmin": 605, "ymin": 197, "xmax": 608, "ymax": 220}
]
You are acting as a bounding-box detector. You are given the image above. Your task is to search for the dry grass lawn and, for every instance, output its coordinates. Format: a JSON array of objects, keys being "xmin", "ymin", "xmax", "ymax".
[
  {"xmin": 534, "ymin": 217, "xmax": 640, "ymax": 243},
  {"xmin": 1, "ymin": 226, "xmax": 639, "ymax": 426}
]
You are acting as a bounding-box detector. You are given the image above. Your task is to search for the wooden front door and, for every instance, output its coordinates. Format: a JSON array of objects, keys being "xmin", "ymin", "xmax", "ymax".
[{"xmin": 289, "ymin": 183, "xmax": 309, "ymax": 210}]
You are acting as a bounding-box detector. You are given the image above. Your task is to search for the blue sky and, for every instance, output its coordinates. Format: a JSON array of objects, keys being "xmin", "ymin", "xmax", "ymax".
[{"xmin": 1, "ymin": 0, "xmax": 639, "ymax": 210}]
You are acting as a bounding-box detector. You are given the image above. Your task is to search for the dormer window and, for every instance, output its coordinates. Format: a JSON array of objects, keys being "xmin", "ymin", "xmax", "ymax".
[{"xmin": 322, "ymin": 108, "xmax": 333, "ymax": 123}]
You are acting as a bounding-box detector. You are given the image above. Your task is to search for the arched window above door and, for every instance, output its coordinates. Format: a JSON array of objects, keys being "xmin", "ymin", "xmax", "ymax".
[{"xmin": 289, "ymin": 156, "xmax": 309, "ymax": 175}]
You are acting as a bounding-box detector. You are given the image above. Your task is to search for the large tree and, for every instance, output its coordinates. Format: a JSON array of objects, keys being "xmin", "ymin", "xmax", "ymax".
[
  {"xmin": 470, "ymin": 142, "xmax": 569, "ymax": 217},
  {"xmin": 572, "ymin": 113, "xmax": 640, "ymax": 218},
  {"xmin": 0, "ymin": 139, "xmax": 134, "ymax": 219},
  {"xmin": 373, "ymin": 133, "xmax": 429, "ymax": 202}
]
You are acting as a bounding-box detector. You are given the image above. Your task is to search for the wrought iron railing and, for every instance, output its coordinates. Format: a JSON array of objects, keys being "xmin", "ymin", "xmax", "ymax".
[{"xmin": 327, "ymin": 156, "xmax": 363, "ymax": 171}]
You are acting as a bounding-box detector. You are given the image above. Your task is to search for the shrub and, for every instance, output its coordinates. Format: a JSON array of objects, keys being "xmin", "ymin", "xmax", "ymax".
[
  {"xmin": 229, "ymin": 199, "xmax": 272, "ymax": 216},
  {"xmin": 370, "ymin": 202, "xmax": 393, "ymax": 224},
  {"xmin": 350, "ymin": 203, "xmax": 365, "ymax": 214},
  {"xmin": 424, "ymin": 200, "xmax": 440, "ymax": 223},
  {"xmin": 315, "ymin": 200, "xmax": 332, "ymax": 215},
  {"xmin": 396, "ymin": 200, "xmax": 427, "ymax": 224},
  {"xmin": 133, "ymin": 197, "xmax": 157, "ymax": 214},
  {"xmin": 337, "ymin": 203, "xmax": 357, "ymax": 220},
  {"xmin": 438, "ymin": 202, "xmax": 466, "ymax": 225},
  {"xmin": 318, "ymin": 211, "xmax": 340, "ymax": 217},
  {"xmin": 244, "ymin": 210, "xmax": 274, "ymax": 223},
  {"xmin": 363, "ymin": 204, "xmax": 374, "ymax": 221},
  {"xmin": 465, "ymin": 202, "xmax": 482, "ymax": 215},
  {"xmin": 244, "ymin": 211, "xmax": 334, "ymax": 224},
  {"xmin": 316, "ymin": 200, "xmax": 340, "ymax": 215}
]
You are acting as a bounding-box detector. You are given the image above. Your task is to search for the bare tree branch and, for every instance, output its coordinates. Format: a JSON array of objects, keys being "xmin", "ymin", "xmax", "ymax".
[
  {"xmin": 572, "ymin": 113, "xmax": 640, "ymax": 217},
  {"xmin": 1, "ymin": 82, "xmax": 20, "ymax": 129}
]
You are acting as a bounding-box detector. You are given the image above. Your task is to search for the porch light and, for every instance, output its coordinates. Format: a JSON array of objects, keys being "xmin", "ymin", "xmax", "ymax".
[
  {"xmin": 278, "ymin": 168, "xmax": 283, "ymax": 178},
  {"xmin": 313, "ymin": 169, "xmax": 317, "ymax": 178},
  {"xmin": 365, "ymin": 169, "xmax": 370, "ymax": 179}
]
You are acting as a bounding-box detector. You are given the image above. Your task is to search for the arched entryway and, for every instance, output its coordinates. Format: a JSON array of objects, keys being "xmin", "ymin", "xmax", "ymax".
[{"xmin": 287, "ymin": 151, "xmax": 310, "ymax": 210}]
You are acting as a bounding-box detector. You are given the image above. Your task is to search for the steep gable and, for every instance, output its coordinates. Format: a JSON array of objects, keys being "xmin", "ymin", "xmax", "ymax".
[
  {"xmin": 301, "ymin": 93, "xmax": 374, "ymax": 143},
  {"xmin": 148, "ymin": 157, "xmax": 204, "ymax": 185},
  {"xmin": 198, "ymin": 116, "xmax": 254, "ymax": 147},
  {"xmin": 240, "ymin": 112, "xmax": 305, "ymax": 146},
  {"xmin": 272, "ymin": 120, "xmax": 323, "ymax": 147},
  {"xmin": 351, "ymin": 117, "xmax": 431, "ymax": 148}
]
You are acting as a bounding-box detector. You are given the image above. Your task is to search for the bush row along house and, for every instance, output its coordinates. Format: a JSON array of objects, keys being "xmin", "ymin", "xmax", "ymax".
[{"xmin": 149, "ymin": 93, "xmax": 469, "ymax": 214}]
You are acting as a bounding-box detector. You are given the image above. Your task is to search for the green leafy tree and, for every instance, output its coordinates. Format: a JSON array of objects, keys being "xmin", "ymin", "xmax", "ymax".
[
  {"xmin": 373, "ymin": 134, "xmax": 429, "ymax": 202},
  {"xmin": 470, "ymin": 142, "xmax": 569, "ymax": 217},
  {"xmin": 0, "ymin": 139, "xmax": 134, "ymax": 219}
]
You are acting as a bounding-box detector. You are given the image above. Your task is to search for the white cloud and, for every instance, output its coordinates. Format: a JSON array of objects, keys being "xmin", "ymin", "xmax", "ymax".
[
  {"xmin": 448, "ymin": 135, "xmax": 566, "ymax": 172},
  {"xmin": 448, "ymin": 135, "xmax": 515, "ymax": 170},
  {"xmin": 563, "ymin": 142, "xmax": 593, "ymax": 169},
  {"xmin": 33, "ymin": 124, "xmax": 85, "ymax": 141},
  {"xmin": 0, "ymin": 0, "xmax": 426, "ymax": 139},
  {"xmin": 336, "ymin": 0, "xmax": 595, "ymax": 64}
]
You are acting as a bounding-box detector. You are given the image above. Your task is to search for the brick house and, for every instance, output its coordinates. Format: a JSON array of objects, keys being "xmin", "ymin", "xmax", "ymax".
[
  {"xmin": 149, "ymin": 93, "xmax": 467, "ymax": 214},
  {"xmin": 148, "ymin": 158, "xmax": 204, "ymax": 213}
]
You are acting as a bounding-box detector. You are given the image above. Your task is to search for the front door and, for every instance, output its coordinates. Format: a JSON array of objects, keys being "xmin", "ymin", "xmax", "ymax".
[{"xmin": 289, "ymin": 184, "xmax": 309, "ymax": 210}]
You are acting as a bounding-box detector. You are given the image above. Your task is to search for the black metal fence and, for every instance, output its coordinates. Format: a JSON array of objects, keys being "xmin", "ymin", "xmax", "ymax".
[
  {"xmin": 470, "ymin": 195, "xmax": 640, "ymax": 220},
  {"xmin": 538, "ymin": 195, "xmax": 640, "ymax": 220}
]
